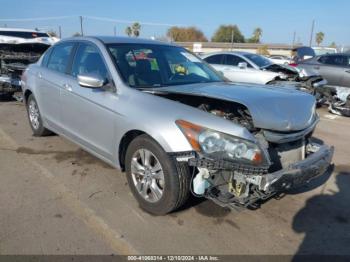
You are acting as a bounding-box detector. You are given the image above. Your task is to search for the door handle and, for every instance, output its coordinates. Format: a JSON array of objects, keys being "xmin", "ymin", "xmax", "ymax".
[
  {"xmin": 345, "ymin": 70, "xmax": 350, "ymax": 74},
  {"xmin": 314, "ymin": 66, "xmax": 320, "ymax": 70},
  {"xmin": 37, "ymin": 72, "xmax": 42, "ymax": 79},
  {"xmin": 62, "ymin": 83, "xmax": 72, "ymax": 92}
]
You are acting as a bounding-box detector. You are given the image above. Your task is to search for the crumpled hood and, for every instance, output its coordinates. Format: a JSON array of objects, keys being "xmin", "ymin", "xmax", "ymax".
[{"xmin": 157, "ymin": 82, "xmax": 316, "ymax": 132}]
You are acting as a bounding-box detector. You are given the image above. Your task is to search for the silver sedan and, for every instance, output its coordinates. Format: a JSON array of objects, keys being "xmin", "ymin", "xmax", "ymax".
[{"xmin": 22, "ymin": 37, "xmax": 333, "ymax": 215}]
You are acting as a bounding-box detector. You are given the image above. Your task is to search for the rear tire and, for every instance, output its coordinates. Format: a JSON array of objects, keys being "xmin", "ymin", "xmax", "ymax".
[
  {"xmin": 26, "ymin": 94, "xmax": 52, "ymax": 136},
  {"xmin": 125, "ymin": 134, "xmax": 191, "ymax": 215}
]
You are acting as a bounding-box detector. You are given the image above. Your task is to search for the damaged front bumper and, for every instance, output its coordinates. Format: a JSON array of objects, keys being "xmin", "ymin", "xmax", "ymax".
[
  {"xmin": 261, "ymin": 144, "xmax": 334, "ymax": 192},
  {"xmin": 187, "ymin": 143, "xmax": 334, "ymax": 194}
]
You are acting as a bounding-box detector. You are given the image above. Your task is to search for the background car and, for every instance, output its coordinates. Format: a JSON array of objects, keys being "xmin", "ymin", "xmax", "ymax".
[
  {"xmin": 201, "ymin": 51, "xmax": 326, "ymax": 91},
  {"xmin": 312, "ymin": 47, "xmax": 337, "ymax": 56},
  {"xmin": 268, "ymin": 55, "xmax": 292, "ymax": 65},
  {"xmin": 298, "ymin": 53, "xmax": 350, "ymax": 88},
  {"xmin": 201, "ymin": 51, "xmax": 280, "ymax": 85},
  {"xmin": 0, "ymin": 27, "xmax": 58, "ymax": 98}
]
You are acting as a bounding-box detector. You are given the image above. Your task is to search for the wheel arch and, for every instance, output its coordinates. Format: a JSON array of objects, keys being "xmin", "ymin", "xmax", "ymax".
[
  {"xmin": 118, "ymin": 129, "xmax": 147, "ymax": 171},
  {"xmin": 24, "ymin": 89, "xmax": 33, "ymax": 104}
]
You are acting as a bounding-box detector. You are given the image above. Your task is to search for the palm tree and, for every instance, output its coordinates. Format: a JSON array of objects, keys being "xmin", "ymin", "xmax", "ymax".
[
  {"xmin": 252, "ymin": 27, "xmax": 263, "ymax": 43},
  {"xmin": 125, "ymin": 26, "xmax": 132, "ymax": 37},
  {"xmin": 316, "ymin": 32, "xmax": 325, "ymax": 46},
  {"xmin": 131, "ymin": 22, "xmax": 141, "ymax": 37}
]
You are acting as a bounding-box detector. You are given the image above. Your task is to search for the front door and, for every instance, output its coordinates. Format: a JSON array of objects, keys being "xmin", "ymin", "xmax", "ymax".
[{"xmin": 60, "ymin": 42, "xmax": 118, "ymax": 160}]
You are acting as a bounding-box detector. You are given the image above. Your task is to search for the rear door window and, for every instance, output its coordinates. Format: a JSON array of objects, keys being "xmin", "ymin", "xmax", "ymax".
[
  {"xmin": 319, "ymin": 55, "xmax": 346, "ymax": 66},
  {"xmin": 47, "ymin": 43, "xmax": 75, "ymax": 74},
  {"xmin": 204, "ymin": 54, "xmax": 224, "ymax": 64},
  {"xmin": 224, "ymin": 54, "xmax": 248, "ymax": 66},
  {"xmin": 41, "ymin": 48, "xmax": 53, "ymax": 67}
]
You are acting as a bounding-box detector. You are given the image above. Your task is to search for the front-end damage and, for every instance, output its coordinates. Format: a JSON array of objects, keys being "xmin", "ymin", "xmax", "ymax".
[
  {"xmin": 152, "ymin": 88, "xmax": 334, "ymax": 209},
  {"xmin": 0, "ymin": 43, "xmax": 49, "ymax": 96},
  {"xmin": 265, "ymin": 64, "xmax": 329, "ymax": 104}
]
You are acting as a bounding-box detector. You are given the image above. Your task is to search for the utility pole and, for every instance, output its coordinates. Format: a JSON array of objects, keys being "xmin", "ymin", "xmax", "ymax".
[
  {"xmin": 58, "ymin": 25, "xmax": 62, "ymax": 39},
  {"xmin": 292, "ymin": 31, "xmax": 296, "ymax": 47},
  {"xmin": 230, "ymin": 29, "xmax": 235, "ymax": 51},
  {"xmin": 309, "ymin": 20, "xmax": 315, "ymax": 47},
  {"xmin": 79, "ymin": 16, "xmax": 84, "ymax": 36},
  {"xmin": 113, "ymin": 26, "xmax": 116, "ymax": 36}
]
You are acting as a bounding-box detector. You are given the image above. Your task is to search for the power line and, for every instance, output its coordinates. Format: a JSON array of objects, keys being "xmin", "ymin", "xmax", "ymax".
[
  {"xmin": 83, "ymin": 16, "xmax": 185, "ymax": 27},
  {"xmin": 0, "ymin": 16, "xmax": 76, "ymax": 22}
]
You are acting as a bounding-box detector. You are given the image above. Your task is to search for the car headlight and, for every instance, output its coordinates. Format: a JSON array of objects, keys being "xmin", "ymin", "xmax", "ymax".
[{"xmin": 176, "ymin": 120, "xmax": 266, "ymax": 165}]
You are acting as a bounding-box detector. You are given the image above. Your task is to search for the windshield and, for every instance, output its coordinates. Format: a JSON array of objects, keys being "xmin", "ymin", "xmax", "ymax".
[
  {"xmin": 243, "ymin": 53, "xmax": 273, "ymax": 68},
  {"xmin": 108, "ymin": 44, "xmax": 223, "ymax": 88}
]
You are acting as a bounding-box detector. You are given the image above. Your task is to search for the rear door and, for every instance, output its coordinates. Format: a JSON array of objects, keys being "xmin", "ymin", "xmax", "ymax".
[
  {"xmin": 35, "ymin": 42, "xmax": 75, "ymax": 131},
  {"xmin": 60, "ymin": 42, "xmax": 117, "ymax": 160},
  {"xmin": 317, "ymin": 55, "xmax": 347, "ymax": 86},
  {"xmin": 203, "ymin": 54, "xmax": 226, "ymax": 72}
]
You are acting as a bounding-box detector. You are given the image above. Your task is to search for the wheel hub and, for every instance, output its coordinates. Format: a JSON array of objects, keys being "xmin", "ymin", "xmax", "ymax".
[{"xmin": 130, "ymin": 148, "xmax": 165, "ymax": 203}]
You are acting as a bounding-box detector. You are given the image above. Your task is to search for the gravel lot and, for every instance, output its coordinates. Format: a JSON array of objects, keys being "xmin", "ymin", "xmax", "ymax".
[{"xmin": 0, "ymin": 99, "xmax": 349, "ymax": 255}]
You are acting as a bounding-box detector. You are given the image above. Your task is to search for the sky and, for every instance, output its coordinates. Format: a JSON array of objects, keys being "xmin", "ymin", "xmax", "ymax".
[{"xmin": 0, "ymin": 0, "xmax": 349, "ymax": 46}]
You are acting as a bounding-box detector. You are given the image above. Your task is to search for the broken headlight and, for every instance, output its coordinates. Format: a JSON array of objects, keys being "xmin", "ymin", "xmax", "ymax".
[{"xmin": 176, "ymin": 120, "xmax": 266, "ymax": 165}]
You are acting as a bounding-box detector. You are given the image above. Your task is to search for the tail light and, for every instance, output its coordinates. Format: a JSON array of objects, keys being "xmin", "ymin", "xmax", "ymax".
[{"xmin": 289, "ymin": 63, "xmax": 298, "ymax": 67}]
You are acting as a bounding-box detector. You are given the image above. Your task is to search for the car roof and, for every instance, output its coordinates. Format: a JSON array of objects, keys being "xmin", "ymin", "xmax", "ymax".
[
  {"xmin": 204, "ymin": 51, "xmax": 255, "ymax": 56},
  {"xmin": 319, "ymin": 53, "xmax": 349, "ymax": 57},
  {"xmin": 62, "ymin": 36, "xmax": 175, "ymax": 46},
  {"xmin": 0, "ymin": 27, "xmax": 47, "ymax": 33}
]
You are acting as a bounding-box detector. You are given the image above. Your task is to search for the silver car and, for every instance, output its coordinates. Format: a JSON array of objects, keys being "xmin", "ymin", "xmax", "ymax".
[
  {"xmin": 298, "ymin": 53, "xmax": 350, "ymax": 88},
  {"xmin": 202, "ymin": 51, "xmax": 327, "ymax": 90},
  {"xmin": 22, "ymin": 36, "xmax": 333, "ymax": 215}
]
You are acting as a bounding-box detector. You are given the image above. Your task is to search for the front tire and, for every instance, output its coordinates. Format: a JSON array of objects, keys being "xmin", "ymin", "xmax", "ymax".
[
  {"xmin": 26, "ymin": 94, "xmax": 52, "ymax": 136},
  {"xmin": 125, "ymin": 134, "xmax": 191, "ymax": 215}
]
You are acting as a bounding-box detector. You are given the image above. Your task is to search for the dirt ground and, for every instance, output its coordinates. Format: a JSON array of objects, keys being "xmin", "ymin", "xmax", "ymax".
[{"xmin": 0, "ymin": 99, "xmax": 349, "ymax": 255}]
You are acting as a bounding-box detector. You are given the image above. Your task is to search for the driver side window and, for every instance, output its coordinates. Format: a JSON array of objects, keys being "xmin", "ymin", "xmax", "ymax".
[
  {"xmin": 224, "ymin": 55, "xmax": 252, "ymax": 68},
  {"xmin": 71, "ymin": 43, "xmax": 109, "ymax": 80}
]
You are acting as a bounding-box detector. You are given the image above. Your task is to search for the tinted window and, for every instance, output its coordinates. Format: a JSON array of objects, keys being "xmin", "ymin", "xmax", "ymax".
[
  {"xmin": 47, "ymin": 43, "xmax": 74, "ymax": 73},
  {"xmin": 71, "ymin": 43, "xmax": 108, "ymax": 80},
  {"xmin": 204, "ymin": 54, "xmax": 224, "ymax": 64},
  {"xmin": 224, "ymin": 54, "xmax": 248, "ymax": 66},
  {"xmin": 319, "ymin": 55, "xmax": 347, "ymax": 66},
  {"xmin": 108, "ymin": 44, "xmax": 223, "ymax": 88},
  {"xmin": 0, "ymin": 31, "xmax": 49, "ymax": 39}
]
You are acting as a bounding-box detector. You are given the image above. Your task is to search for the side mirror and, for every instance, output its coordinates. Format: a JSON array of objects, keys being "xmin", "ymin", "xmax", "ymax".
[
  {"xmin": 238, "ymin": 62, "xmax": 248, "ymax": 69},
  {"xmin": 77, "ymin": 73, "xmax": 105, "ymax": 88}
]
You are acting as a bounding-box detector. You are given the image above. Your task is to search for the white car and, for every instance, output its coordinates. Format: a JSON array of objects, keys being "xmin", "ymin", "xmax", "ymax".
[
  {"xmin": 201, "ymin": 52, "xmax": 281, "ymax": 85},
  {"xmin": 268, "ymin": 55, "xmax": 292, "ymax": 65},
  {"xmin": 201, "ymin": 51, "xmax": 327, "ymax": 90},
  {"xmin": 0, "ymin": 28, "xmax": 59, "ymax": 96}
]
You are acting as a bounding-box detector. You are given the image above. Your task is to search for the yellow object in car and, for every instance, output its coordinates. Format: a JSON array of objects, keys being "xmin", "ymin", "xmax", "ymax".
[{"xmin": 174, "ymin": 64, "xmax": 187, "ymax": 75}]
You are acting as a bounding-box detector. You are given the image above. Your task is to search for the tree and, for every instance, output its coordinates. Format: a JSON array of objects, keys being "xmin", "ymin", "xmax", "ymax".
[
  {"xmin": 125, "ymin": 26, "xmax": 132, "ymax": 37},
  {"xmin": 247, "ymin": 27, "xmax": 263, "ymax": 43},
  {"xmin": 211, "ymin": 25, "xmax": 245, "ymax": 43},
  {"xmin": 316, "ymin": 32, "xmax": 325, "ymax": 46},
  {"xmin": 329, "ymin": 42, "xmax": 337, "ymax": 48},
  {"xmin": 167, "ymin": 26, "xmax": 208, "ymax": 42},
  {"xmin": 72, "ymin": 32, "xmax": 81, "ymax": 37},
  {"xmin": 257, "ymin": 45, "xmax": 270, "ymax": 56},
  {"xmin": 125, "ymin": 22, "xmax": 141, "ymax": 37},
  {"xmin": 132, "ymin": 22, "xmax": 141, "ymax": 37}
]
